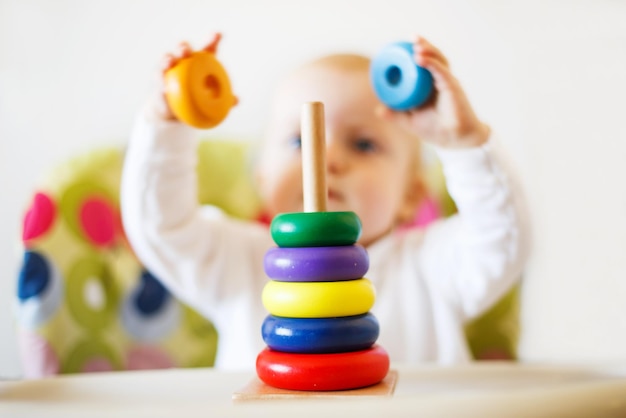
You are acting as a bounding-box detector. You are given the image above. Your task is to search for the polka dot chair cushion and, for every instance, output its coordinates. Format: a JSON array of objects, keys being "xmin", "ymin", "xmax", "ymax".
[
  {"xmin": 15, "ymin": 141, "xmax": 519, "ymax": 378},
  {"xmin": 15, "ymin": 147, "xmax": 227, "ymax": 377}
]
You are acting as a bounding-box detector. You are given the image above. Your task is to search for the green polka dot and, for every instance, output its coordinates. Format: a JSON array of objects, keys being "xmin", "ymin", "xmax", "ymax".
[
  {"xmin": 66, "ymin": 254, "xmax": 119, "ymax": 331},
  {"xmin": 184, "ymin": 305, "xmax": 218, "ymax": 339},
  {"xmin": 62, "ymin": 338, "xmax": 122, "ymax": 373},
  {"xmin": 465, "ymin": 285, "xmax": 520, "ymax": 360},
  {"xmin": 187, "ymin": 349, "xmax": 217, "ymax": 368}
]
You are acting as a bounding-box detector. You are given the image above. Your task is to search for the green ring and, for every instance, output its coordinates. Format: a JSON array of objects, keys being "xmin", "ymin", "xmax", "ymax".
[{"xmin": 270, "ymin": 212, "xmax": 362, "ymax": 247}]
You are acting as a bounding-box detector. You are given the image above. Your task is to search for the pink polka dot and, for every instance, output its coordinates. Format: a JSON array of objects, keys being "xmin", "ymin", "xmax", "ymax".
[
  {"xmin": 82, "ymin": 357, "xmax": 115, "ymax": 373},
  {"xmin": 79, "ymin": 197, "xmax": 116, "ymax": 247},
  {"xmin": 22, "ymin": 192, "xmax": 56, "ymax": 243},
  {"xmin": 127, "ymin": 346, "xmax": 176, "ymax": 370},
  {"xmin": 414, "ymin": 197, "xmax": 441, "ymax": 227},
  {"xmin": 17, "ymin": 330, "xmax": 60, "ymax": 378},
  {"xmin": 401, "ymin": 196, "xmax": 441, "ymax": 230}
]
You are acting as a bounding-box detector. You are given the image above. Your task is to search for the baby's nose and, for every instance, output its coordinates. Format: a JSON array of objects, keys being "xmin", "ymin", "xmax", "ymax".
[{"xmin": 325, "ymin": 140, "xmax": 347, "ymax": 174}]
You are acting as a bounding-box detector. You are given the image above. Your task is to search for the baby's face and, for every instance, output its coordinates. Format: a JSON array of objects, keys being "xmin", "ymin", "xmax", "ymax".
[{"xmin": 257, "ymin": 61, "xmax": 421, "ymax": 246}]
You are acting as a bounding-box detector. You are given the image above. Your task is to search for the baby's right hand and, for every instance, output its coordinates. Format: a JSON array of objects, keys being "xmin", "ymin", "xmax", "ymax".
[{"xmin": 148, "ymin": 33, "xmax": 223, "ymax": 122}]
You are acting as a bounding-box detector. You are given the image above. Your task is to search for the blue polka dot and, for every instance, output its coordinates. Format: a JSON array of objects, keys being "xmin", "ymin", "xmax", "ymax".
[
  {"xmin": 121, "ymin": 272, "xmax": 180, "ymax": 342},
  {"xmin": 17, "ymin": 251, "xmax": 50, "ymax": 301},
  {"xmin": 133, "ymin": 271, "xmax": 170, "ymax": 316}
]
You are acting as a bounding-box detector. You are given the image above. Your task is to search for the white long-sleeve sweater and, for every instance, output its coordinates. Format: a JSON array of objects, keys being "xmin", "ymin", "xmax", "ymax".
[{"xmin": 121, "ymin": 114, "xmax": 530, "ymax": 370}]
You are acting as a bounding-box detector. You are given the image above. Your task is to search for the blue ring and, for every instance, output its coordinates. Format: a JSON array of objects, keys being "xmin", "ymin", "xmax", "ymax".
[
  {"xmin": 370, "ymin": 41, "xmax": 434, "ymax": 111},
  {"xmin": 262, "ymin": 313, "xmax": 380, "ymax": 354}
]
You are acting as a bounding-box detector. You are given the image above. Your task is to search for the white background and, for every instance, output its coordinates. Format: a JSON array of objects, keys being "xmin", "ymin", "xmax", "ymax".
[{"xmin": 1, "ymin": 0, "xmax": 625, "ymax": 377}]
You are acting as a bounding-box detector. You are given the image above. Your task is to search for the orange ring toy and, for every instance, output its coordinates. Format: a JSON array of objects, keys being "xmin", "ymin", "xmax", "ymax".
[{"xmin": 164, "ymin": 51, "xmax": 236, "ymax": 129}]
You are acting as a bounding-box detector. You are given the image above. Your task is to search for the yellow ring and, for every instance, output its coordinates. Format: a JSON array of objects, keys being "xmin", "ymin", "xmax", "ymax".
[{"xmin": 262, "ymin": 278, "xmax": 375, "ymax": 318}]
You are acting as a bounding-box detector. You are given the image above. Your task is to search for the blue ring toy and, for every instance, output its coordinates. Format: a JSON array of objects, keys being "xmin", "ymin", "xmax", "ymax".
[
  {"xmin": 262, "ymin": 313, "xmax": 380, "ymax": 354},
  {"xmin": 264, "ymin": 245, "xmax": 369, "ymax": 282},
  {"xmin": 370, "ymin": 41, "xmax": 434, "ymax": 111}
]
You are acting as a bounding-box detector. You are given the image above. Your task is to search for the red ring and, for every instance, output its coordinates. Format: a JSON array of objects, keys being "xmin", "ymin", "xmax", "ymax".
[{"xmin": 256, "ymin": 345, "xmax": 390, "ymax": 391}]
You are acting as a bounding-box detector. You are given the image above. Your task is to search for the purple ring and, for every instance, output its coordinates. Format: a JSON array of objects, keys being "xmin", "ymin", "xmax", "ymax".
[{"xmin": 264, "ymin": 245, "xmax": 369, "ymax": 282}]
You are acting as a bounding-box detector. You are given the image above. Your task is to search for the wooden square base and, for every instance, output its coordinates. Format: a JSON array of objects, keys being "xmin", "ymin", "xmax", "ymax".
[{"xmin": 232, "ymin": 369, "xmax": 398, "ymax": 402}]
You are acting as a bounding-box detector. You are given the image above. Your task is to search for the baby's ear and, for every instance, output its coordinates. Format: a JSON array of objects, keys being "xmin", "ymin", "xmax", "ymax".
[{"xmin": 397, "ymin": 175, "xmax": 427, "ymax": 225}]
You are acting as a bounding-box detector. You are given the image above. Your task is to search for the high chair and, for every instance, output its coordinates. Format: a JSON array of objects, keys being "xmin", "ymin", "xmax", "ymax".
[{"xmin": 14, "ymin": 139, "xmax": 519, "ymax": 377}]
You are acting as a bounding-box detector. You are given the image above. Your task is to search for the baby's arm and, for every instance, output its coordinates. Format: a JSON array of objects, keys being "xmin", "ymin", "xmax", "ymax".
[
  {"xmin": 419, "ymin": 139, "xmax": 531, "ymax": 320},
  {"xmin": 121, "ymin": 37, "xmax": 269, "ymax": 322},
  {"xmin": 386, "ymin": 37, "xmax": 530, "ymax": 319},
  {"xmin": 377, "ymin": 36, "xmax": 490, "ymax": 149}
]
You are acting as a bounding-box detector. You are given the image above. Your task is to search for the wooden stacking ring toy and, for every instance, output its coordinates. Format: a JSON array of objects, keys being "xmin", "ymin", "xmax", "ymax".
[
  {"xmin": 370, "ymin": 41, "xmax": 434, "ymax": 111},
  {"xmin": 249, "ymin": 102, "xmax": 392, "ymax": 395},
  {"xmin": 264, "ymin": 245, "xmax": 369, "ymax": 282},
  {"xmin": 262, "ymin": 313, "xmax": 379, "ymax": 353},
  {"xmin": 262, "ymin": 278, "xmax": 375, "ymax": 318},
  {"xmin": 256, "ymin": 345, "xmax": 390, "ymax": 391},
  {"xmin": 164, "ymin": 51, "xmax": 236, "ymax": 128},
  {"xmin": 271, "ymin": 212, "xmax": 361, "ymax": 247}
]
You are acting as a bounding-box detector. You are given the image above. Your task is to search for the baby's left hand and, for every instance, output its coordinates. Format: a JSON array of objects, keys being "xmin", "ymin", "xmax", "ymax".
[{"xmin": 377, "ymin": 36, "xmax": 490, "ymax": 149}]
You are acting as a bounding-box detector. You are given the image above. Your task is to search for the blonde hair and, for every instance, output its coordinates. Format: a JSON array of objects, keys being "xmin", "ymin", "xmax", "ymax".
[{"xmin": 306, "ymin": 53, "xmax": 371, "ymax": 71}]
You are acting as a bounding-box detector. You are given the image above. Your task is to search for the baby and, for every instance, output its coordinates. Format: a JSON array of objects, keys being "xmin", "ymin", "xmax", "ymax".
[{"xmin": 121, "ymin": 34, "xmax": 530, "ymax": 370}]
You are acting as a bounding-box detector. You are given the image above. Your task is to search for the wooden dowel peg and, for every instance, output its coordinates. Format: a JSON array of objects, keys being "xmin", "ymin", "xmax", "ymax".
[{"xmin": 301, "ymin": 102, "xmax": 327, "ymax": 213}]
